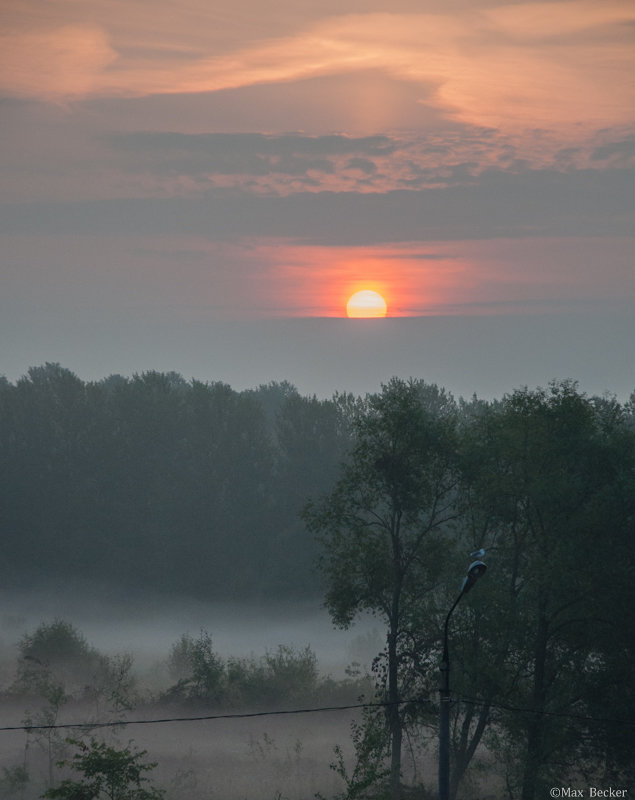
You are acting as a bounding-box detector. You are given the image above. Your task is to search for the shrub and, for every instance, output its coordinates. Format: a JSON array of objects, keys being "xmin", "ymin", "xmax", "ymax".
[
  {"xmin": 165, "ymin": 631, "xmax": 224, "ymax": 704},
  {"xmin": 16, "ymin": 620, "xmax": 108, "ymax": 697},
  {"xmin": 15, "ymin": 620, "xmax": 136, "ymax": 712},
  {"xmin": 42, "ymin": 737, "xmax": 164, "ymax": 800}
]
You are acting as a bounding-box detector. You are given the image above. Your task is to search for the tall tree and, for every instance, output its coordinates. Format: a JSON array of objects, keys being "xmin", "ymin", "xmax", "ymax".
[
  {"xmin": 271, "ymin": 391, "xmax": 356, "ymax": 595},
  {"xmin": 305, "ymin": 378, "xmax": 461, "ymax": 799},
  {"xmin": 457, "ymin": 382, "xmax": 635, "ymax": 799}
]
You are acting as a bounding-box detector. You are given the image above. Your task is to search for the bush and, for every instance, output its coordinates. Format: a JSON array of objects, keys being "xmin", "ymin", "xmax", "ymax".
[
  {"xmin": 165, "ymin": 631, "xmax": 224, "ymax": 704},
  {"xmin": 42, "ymin": 737, "xmax": 164, "ymax": 800},
  {"xmin": 164, "ymin": 632, "xmax": 320, "ymax": 709},
  {"xmin": 224, "ymin": 645, "xmax": 318, "ymax": 709},
  {"xmin": 16, "ymin": 620, "xmax": 108, "ymax": 697},
  {"xmin": 14, "ymin": 620, "xmax": 136, "ymax": 712}
]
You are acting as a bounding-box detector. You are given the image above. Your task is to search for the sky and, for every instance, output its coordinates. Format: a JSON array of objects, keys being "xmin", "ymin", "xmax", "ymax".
[{"xmin": 1, "ymin": 0, "xmax": 634, "ymax": 400}]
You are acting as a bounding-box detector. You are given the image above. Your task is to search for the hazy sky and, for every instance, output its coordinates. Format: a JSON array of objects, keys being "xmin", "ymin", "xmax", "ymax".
[{"xmin": 2, "ymin": 0, "xmax": 634, "ymax": 399}]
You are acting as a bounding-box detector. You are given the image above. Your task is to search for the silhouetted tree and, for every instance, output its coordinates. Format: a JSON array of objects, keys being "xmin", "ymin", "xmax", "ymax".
[
  {"xmin": 456, "ymin": 382, "xmax": 635, "ymax": 798},
  {"xmin": 305, "ymin": 378, "xmax": 461, "ymax": 799}
]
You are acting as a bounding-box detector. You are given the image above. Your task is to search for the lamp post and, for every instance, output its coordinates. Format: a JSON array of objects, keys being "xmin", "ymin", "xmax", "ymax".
[{"xmin": 438, "ymin": 557, "xmax": 487, "ymax": 800}]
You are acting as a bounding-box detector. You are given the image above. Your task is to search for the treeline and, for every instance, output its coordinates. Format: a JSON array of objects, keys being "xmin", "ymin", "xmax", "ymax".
[
  {"xmin": 8, "ymin": 619, "xmax": 363, "ymax": 714},
  {"xmin": 2, "ymin": 366, "xmax": 635, "ymax": 797},
  {"xmin": 0, "ymin": 363, "xmax": 354, "ymax": 599}
]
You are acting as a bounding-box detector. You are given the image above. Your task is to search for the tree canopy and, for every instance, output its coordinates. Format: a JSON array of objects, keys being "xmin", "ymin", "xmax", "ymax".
[
  {"xmin": 0, "ymin": 365, "xmax": 352, "ymax": 600},
  {"xmin": 307, "ymin": 379, "xmax": 635, "ymax": 799}
]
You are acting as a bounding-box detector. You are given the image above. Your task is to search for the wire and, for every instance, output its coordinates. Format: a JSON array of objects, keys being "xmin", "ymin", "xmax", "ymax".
[
  {"xmin": 0, "ymin": 700, "xmax": 413, "ymax": 733},
  {"xmin": 2, "ymin": 694, "xmax": 633, "ymax": 733}
]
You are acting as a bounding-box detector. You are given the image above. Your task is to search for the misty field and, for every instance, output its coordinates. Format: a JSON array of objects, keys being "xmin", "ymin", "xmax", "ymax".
[
  {"xmin": 0, "ymin": 701, "xmax": 360, "ymax": 800},
  {"xmin": 0, "ymin": 602, "xmax": 409, "ymax": 800}
]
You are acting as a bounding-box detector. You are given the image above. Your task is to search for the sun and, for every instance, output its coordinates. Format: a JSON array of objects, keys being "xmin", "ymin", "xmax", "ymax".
[{"xmin": 346, "ymin": 290, "xmax": 388, "ymax": 318}]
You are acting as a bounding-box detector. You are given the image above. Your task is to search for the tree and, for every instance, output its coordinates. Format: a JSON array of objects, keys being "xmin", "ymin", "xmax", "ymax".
[
  {"xmin": 456, "ymin": 382, "xmax": 635, "ymax": 799},
  {"xmin": 17, "ymin": 620, "xmax": 106, "ymax": 696},
  {"xmin": 270, "ymin": 391, "xmax": 356, "ymax": 595},
  {"xmin": 42, "ymin": 738, "xmax": 164, "ymax": 800},
  {"xmin": 14, "ymin": 621, "xmax": 137, "ymax": 790},
  {"xmin": 305, "ymin": 378, "xmax": 461, "ymax": 799},
  {"xmin": 0, "ymin": 364, "xmax": 93, "ymax": 585},
  {"xmin": 16, "ymin": 620, "xmax": 136, "ymax": 714},
  {"xmin": 165, "ymin": 630, "xmax": 224, "ymax": 704},
  {"xmin": 0, "ymin": 364, "xmax": 354, "ymax": 601}
]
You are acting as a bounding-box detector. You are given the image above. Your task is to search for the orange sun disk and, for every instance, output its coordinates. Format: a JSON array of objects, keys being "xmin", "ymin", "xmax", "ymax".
[{"xmin": 346, "ymin": 290, "xmax": 388, "ymax": 318}]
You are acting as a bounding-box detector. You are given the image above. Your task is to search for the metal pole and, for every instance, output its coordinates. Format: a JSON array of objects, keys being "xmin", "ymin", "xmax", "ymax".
[
  {"xmin": 438, "ymin": 558, "xmax": 487, "ymax": 800},
  {"xmin": 439, "ymin": 592, "xmax": 462, "ymax": 800}
]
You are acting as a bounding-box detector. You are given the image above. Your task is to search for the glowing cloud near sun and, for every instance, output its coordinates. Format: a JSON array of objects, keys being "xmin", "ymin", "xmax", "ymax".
[{"xmin": 346, "ymin": 289, "xmax": 388, "ymax": 318}]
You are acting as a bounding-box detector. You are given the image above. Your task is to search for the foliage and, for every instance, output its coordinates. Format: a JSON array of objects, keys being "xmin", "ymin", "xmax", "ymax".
[
  {"xmin": 310, "ymin": 379, "xmax": 635, "ymax": 799},
  {"xmin": 0, "ymin": 364, "xmax": 351, "ymax": 601},
  {"xmin": 164, "ymin": 631, "xmax": 321, "ymax": 709},
  {"xmin": 166, "ymin": 630, "xmax": 224, "ymax": 704},
  {"xmin": 323, "ymin": 708, "xmax": 391, "ymax": 800},
  {"xmin": 0, "ymin": 765, "xmax": 29, "ymax": 800},
  {"xmin": 226, "ymin": 645, "xmax": 319, "ymax": 708},
  {"xmin": 15, "ymin": 620, "xmax": 136, "ymax": 712},
  {"xmin": 305, "ymin": 378, "xmax": 461, "ymax": 799},
  {"xmin": 42, "ymin": 738, "xmax": 164, "ymax": 800},
  {"xmin": 452, "ymin": 382, "xmax": 635, "ymax": 798},
  {"xmin": 13, "ymin": 621, "xmax": 137, "ymax": 792},
  {"xmin": 17, "ymin": 621, "xmax": 107, "ymax": 696},
  {"xmin": 2, "ymin": 366, "xmax": 635, "ymax": 798}
]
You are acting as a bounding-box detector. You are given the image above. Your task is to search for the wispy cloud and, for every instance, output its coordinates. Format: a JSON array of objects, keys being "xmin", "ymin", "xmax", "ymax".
[
  {"xmin": 3, "ymin": 165, "xmax": 633, "ymax": 243},
  {"xmin": 99, "ymin": 128, "xmax": 635, "ymax": 196},
  {"xmin": 0, "ymin": 24, "xmax": 117, "ymax": 100},
  {"xmin": 1, "ymin": 1, "xmax": 633, "ymax": 134}
]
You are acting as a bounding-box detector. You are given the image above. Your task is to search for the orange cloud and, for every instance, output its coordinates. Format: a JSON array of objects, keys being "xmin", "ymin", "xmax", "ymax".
[
  {"xmin": 1, "ymin": 1, "xmax": 632, "ymax": 134},
  {"xmin": 242, "ymin": 237, "xmax": 635, "ymax": 317},
  {"xmin": 260, "ymin": 242, "xmax": 473, "ymax": 317},
  {"xmin": 0, "ymin": 24, "xmax": 117, "ymax": 101}
]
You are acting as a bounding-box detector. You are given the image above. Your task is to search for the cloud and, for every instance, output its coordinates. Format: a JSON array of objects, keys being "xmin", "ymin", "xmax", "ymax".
[
  {"xmin": 345, "ymin": 158, "xmax": 378, "ymax": 175},
  {"xmin": 109, "ymin": 131, "xmax": 396, "ymax": 156},
  {"xmin": 591, "ymin": 137, "xmax": 635, "ymax": 166},
  {"xmin": 5, "ymin": 94, "xmax": 629, "ymax": 204},
  {"xmin": 0, "ymin": 24, "xmax": 117, "ymax": 101},
  {"xmin": 98, "ymin": 127, "xmax": 635, "ymax": 196},
  {"xmin": 104, "ymin": 131, "xmax": 396, "ymax": 185},
  {"xmin": 3, "ymin": 232, "xmax": 633, "ymax": 325},
  {"xmin": 1, "ymin": 1, "xmax": 632, "ymax": 134},
  {"xmin": 2, "ymin": 166, "xmax": 633, "ymax": 243}
]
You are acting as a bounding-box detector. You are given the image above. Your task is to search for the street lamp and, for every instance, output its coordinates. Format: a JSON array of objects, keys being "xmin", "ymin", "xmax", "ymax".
[{"xmin": 438, "ymin": 555, "xmax": 487, "ymax": 800}]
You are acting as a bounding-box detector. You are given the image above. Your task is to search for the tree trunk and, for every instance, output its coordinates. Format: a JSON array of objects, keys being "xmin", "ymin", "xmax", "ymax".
[
  {"xmin": 521, "ymin": 606, "xmax": 549, "ymax": 800},
  {"xmin": 388, "ymin": 626, "xmax": 403, "ymax": 800},
  {"xmin": 388, "ymin": 509, "xmax": 404, "ymax": 800},
  {"xmin": 450, "ymin": 701, "xmax": 491, "ymax": 800}
]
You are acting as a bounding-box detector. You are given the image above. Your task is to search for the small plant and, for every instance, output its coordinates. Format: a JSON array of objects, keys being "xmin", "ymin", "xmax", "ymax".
[
  {"xmin": 42, "ymin": 737, "xmax": 164, "ymax": 800},
  {"xmin": 23, "ymin": 680, "xmax": 70, "ymax": 787},
  {"xmin": 320, "ymin": 708, "xmax": 391, "ymax": 800},
  {"xmin": 247, "ymin": 731, "xmax": 278, "ymax": 762},
  {"xmin": 0, "ymin": 764, "xmax": 29, "ymax": 799}
]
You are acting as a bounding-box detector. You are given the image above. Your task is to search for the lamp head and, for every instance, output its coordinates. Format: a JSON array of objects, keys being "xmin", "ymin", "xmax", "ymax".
[{"xmin": 460, "ymin": 560, "xmax": 487, "ymax": 595}]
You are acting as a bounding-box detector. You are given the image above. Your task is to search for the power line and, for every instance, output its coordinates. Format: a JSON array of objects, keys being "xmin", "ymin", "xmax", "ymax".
[
  {"xmin": 2, "ymin": 695, "xmax": 633, "ymax": 733},
  {"xmin": 0, "ymin": 701, "xmax": 405, "ymax": 733}
]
